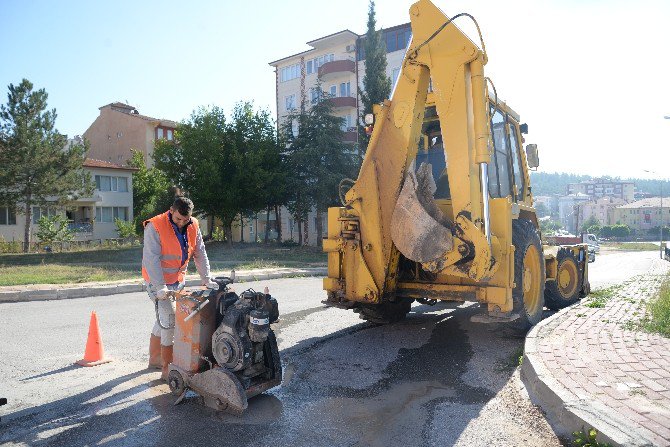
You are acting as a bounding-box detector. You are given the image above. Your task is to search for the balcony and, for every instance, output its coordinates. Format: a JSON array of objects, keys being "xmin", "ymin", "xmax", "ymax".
[
  {"xmin": 319, "ymin": 58, "xmax": 356, "ymax": 81},
  {"xmin": 342, "ymin": 131, "xmax": 357, "ymax": 143},
  {"xmin": 328, "ymin": 96, "xmax": 356, "ymax": 109}
]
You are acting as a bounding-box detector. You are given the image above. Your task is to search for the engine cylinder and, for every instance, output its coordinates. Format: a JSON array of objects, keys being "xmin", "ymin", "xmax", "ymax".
[{"xmin": 248, "ymin": 309, "xmax": 270, "ymax": 342}]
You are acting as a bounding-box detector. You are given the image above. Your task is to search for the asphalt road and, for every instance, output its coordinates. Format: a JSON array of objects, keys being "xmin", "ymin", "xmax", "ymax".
[{"xmin": 0, "ymin": 250, "xmax": 661, "ymax": 447}]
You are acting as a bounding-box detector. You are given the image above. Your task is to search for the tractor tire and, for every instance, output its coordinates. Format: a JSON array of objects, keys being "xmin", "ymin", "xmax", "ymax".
[
  {"xmin": 512, "ymin": 219, "xmax": 546, "ymax": 332},
  {"xmin": 354, "ymin": 298, "xmax": 413, "ymax": 324},
  {"xmin": 545, "ymin": 247, "xmax": 583, "ymax": 310}
]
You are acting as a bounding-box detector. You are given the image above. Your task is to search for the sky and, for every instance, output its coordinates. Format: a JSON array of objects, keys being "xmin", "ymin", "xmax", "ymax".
[{"xmin": 1, "ymin": 0, "xmax": 669, "ymax": 179}]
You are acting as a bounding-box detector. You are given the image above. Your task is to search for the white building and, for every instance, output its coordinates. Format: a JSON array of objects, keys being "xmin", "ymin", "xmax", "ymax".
[
  {"xmin": 0, "ymin": 158, "xmax": 136, "ymax": 244},
  {"xmin": 267, "ymin": 23, "xmax": 411, "ymax": 245}
]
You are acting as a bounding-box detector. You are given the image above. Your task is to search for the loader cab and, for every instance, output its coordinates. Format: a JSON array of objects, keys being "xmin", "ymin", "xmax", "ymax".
[
  {"xmin": 416, "ymin": 115, "xmax": 450, "ymax": 200},
  {"xmin": 487, "ymin": 101, "xmax": 529, "ymax": 205}
]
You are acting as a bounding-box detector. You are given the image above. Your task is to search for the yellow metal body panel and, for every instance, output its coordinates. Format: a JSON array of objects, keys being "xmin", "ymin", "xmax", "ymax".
[{"xmin": 321, "ymin": 0, "xmax": 588, "ymax": 311}]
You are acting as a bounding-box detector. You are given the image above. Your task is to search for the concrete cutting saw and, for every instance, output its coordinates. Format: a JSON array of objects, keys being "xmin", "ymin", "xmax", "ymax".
[{"xmin": 165, "ymin": 272, "xmax": 282, "ymax": 414}]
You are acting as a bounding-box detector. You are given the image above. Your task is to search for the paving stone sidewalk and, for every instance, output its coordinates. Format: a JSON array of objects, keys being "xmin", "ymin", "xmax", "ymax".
[
  {"xmin": 0, "ymin": 267, "xmax": 327, "ymax": 302},
  {"xmin": 522, "ymin": 259, "xmax": 670, "ymax": 447}
]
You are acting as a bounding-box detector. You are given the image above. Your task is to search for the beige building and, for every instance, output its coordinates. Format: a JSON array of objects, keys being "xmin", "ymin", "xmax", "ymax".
[
  {"xmin": 83, "ymin": 102, "xmax": 177, "ymax": 167},
  {"xmin": 611, "ymin": 197, "xmax": 670, "ymax": 232},
  {"xmin": 0, "ymin": 157, "xmax": 136, "ymax": 243},
  {"xmin": 266, "ymin": 24, "xmax": 411, "ymax": 245},
  {"xmin": 579, "ymin": 196, "xmax": 626, "ymax": 226},
  {"xmin": 566, "ymin": 178, "xmax": 635, "ymax": 203}
]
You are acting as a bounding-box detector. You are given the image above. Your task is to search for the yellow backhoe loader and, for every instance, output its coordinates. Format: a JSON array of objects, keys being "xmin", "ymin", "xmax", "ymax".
[{"xmin": 323, "ymin": 0, "xmax": 589, "ymax": 329}]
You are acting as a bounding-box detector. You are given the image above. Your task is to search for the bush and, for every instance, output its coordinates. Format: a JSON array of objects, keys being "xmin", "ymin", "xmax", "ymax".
[
  {"xmin": 212, "ymin": 227, "xmax": 227, "ymax": 242},
  {"xmin": 114, "ymin": 218, "xmax": 137, "ymax": 239},
  {"xmin": 36, "ymin": 215, "xmax": 74, "ymax": 244},
  {"xmin": 281, "ymin": 239, "xmax": 299, "ymax": 247}
]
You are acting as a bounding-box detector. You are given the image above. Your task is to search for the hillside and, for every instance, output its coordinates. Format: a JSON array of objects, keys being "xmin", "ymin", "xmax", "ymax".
[{"xmin": 529, "ymin": 172, "xmax": 670, "ymax": 197}]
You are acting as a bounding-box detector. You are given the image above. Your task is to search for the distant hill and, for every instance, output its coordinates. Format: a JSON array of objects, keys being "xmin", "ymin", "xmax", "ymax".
[{"xmin": 529, "ymin": 172, "xmax": 670, "ymax": 197}]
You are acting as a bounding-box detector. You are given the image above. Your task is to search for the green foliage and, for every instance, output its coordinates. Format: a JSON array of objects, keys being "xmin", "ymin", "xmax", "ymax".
[
  {"xmin": 359, "ymin": 0, "xmax": 391, "ymax": 154},
  {"xmin": 580, "ymin": 216, "xmax": 600, "ymax": 234},
  {"xmin": 127, "ymin": 149, "xmax": 173, "ymax": 233},
  {"xmin": 599, "ymin": 224, "xmax": 631, "ymax": 238},
  {"xmin": 642, "ymin": 274, "xmax": 670, "ymax": 337},
  {"xmin": 212, "ymin": 226, "xmax": 227, "ymax": 242},
  {"xmin": 540, "ymin": 219, "xmax": 563, "ymax": 235},
  {"xmin": 572, "ymin": 427, "xmax": 611, "ymax": 447},
  {"xmin": 585, "ymin": 286, "xmax": 616, "ymax": 308},
  {"xmin": 154, "ymin": 103, "xmax": 285, "ymax": 243},
  {"xmin": 529, "ymin": 172, "xmax": 591, "ymax": 196},
  {"xmin": 0, "ymin": 79, "xmax": 93, "ymax": 251},
  {"xmin": 281, "ymin": 78, "xmax": 359, "ymax": 245},
  {"xmin": 35, "ymin": 214, "xmax": 74, "ymax": 243},
  {"xmin": 535, "ymin": 202, "xmax": 550, "ymax": 218},
  {"xmin": 114, "ymin": 218, "xmax": 137, "ymax": 238}
]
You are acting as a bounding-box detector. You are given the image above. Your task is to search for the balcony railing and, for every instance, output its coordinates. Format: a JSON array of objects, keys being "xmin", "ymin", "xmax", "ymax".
[
  {"xmin": 68, "ymin": 222, "xmax": 94, "ymax": 233},
  {"xmin": 318, "ymin": 58, "xmax": 356, "ymax": 79},
  {"xmin": 328, "ymin": 96, "xmax": 356, "ymax": 109}
]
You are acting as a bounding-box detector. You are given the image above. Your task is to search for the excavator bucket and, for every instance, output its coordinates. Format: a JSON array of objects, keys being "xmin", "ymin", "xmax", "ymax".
[{"xmin": 391, "ymin": 163, "xmax": 454, "ymax": 263}]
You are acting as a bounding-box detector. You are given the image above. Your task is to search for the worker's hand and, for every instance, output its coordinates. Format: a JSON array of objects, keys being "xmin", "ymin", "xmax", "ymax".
[
  {"xmin": 156, "ymin": 287, "xmax": 170, "ymax": 300},
  {"xmin": 204, "ymin": 279, "xmax": 219, "ymax": 290}
]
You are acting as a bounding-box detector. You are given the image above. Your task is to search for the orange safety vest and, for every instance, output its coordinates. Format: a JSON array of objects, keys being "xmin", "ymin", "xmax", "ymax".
[{"xmin": 141, "ymin": 211, "xmax": 199, "ymax": 285}]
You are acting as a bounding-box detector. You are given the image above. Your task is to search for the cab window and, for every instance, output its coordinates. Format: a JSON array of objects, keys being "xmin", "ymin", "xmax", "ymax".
[
  {"xmin": 415, "ymin": 120, "xmax": 450, "ymax": 199},
  {"xmin": 488, "ymin": 108, "xmax": 513, "ymax": 198},
  {"xmin": 508, "ymin": 122, "xmax": 525, "ymax": 201}
]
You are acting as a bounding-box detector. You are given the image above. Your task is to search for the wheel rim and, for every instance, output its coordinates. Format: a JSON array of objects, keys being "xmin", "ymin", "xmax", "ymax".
[
  {"xmin": 557, "ymin": 258, "xmax": 578, "ymax": 298},
  {"xmin": 522, "ymin": 245, "xmax": 542, "ymax": 314}
]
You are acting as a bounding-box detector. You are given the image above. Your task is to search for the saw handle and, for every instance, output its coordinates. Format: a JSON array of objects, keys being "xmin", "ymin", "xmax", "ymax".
[{"xmin": 184, "ymin": 298, "xmax": 210, "ymax": 322}]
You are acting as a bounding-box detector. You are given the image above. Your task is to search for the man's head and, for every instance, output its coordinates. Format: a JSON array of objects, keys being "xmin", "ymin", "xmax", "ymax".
[{"xmin": 170, "ymin": 196, "xmax": 194, "ymax": 229}]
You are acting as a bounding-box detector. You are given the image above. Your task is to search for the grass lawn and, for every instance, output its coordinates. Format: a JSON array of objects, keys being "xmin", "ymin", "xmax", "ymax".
[
  {"xmin": 602, "ymin": 242, "xmax": 660, "ymax": 251},
  {"xmin": 643, "ymin": 274, "xmax": 670, "ymax": 337},
  {"xmin": 0, "ymin": 243, "xmax": 327, "ymax": 286}
]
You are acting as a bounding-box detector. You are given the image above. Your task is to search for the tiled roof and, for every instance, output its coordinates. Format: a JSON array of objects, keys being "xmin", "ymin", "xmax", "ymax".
[
  {"xmin": 83, "ymin": 158, "xmax": 138, "ymax": 171},
  {"xmin": 617, "ymin": 197, "xmax": 670, "ymax": 209},
  {"xmin": 101, "ymin": 102, "xmax": 178, "ymax": 128}
]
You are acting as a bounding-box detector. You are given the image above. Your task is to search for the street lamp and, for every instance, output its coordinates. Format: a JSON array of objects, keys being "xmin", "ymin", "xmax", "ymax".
[{"xmin": 644, "ymin": 166, "xmax": 664, "ymax": 259}]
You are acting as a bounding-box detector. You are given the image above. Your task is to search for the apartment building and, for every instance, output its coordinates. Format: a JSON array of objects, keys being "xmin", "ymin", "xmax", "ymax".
[
  {"xmin": 0, "ymin": 156, "xmax": 137, "ymax": 243},
  {"xmin": 83, "ymin": 102, "xmax": 178, "ymax": 168},
  {"xmin": 566, "ymin": 179, "xmax": 635, "ymax": 203},
  {"xmin": 267, "ymin": 24, "xmax": 411, "ymax": 245},
  {"xmin": 611, "ymin": 197, "xmax": 670, "ymax": 232},
  {"xmin": 579, "ymin": 196, "xmax": 625, "ymax": 226}
]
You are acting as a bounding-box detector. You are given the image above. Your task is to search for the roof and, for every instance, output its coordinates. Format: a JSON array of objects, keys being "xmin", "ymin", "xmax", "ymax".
[
  {"xmin": 269, "ymin": 23, "xmax": 410, "ymax": 67},
  {"xmin": 100, "ymin": 102, "xmax": 178, "ymax": 128},
  {"xmin": 617, "ymin": 197, "xmax": 670, "ymax": 209},
  {"xmin": 83, "ymin": 158, "xmax": 139, "ymax": 171}
]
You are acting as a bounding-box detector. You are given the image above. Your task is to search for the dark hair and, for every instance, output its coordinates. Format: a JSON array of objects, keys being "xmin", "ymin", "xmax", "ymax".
[{"xmin": 172, "ymin": 196, "xmax": 194, "ymax": 216}]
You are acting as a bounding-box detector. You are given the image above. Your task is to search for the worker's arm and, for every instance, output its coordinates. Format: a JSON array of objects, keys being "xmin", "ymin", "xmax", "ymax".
[
  {"xmin": 142, "ymin": 223, "xmax": 167, "ymax": 290},
  {"xmin": 192, "ymin": 227, "xmax": 212, "ymax": 284}
]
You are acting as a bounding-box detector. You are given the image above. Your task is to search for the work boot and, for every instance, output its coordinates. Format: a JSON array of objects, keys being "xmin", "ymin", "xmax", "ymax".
[
  {"xmin": 161, "ymin": 345, "xmax": 173, "ymax": 382},
  {"xmin": 148, "ymin": 335, "xmax": 162, "ymax": 369}
]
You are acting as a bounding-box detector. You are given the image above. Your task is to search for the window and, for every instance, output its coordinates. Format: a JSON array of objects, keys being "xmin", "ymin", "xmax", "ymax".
[
  {"xmin": 384, "ymin": 27, "xmax": 411, "ymax": 53},
  {"xmin": 95, "ymin": 175, "xmax": 129, "ymax": 192},
  {"xmin": 280, "ymin": 63, "xmax": 301, "ymax": 82},
  {"xmin": 392, "ymin": 67, "xmax": 401, "ymax": 87},
  {"xmin": 339, "ymin": 81, "xmax": 351, "ymax": 97},
  {"xmin": 508, "ymin": 122, "xmax": 525, "ymax": 201},
  {"xmin": 306, "ymin": 54, "xmax": 334, "ymax": 74},
  {"xmin": 32, "ymin": 207, "xmax": 58, "ymax": 224},
  {"xmin": 96, "ymin": 206, "xmax": 128, "ymax": 222},
  {"xmin": 0, "ymin": 207, "xmax": 16, "ymax": 225},
  {"xmin": 310, "ymin": 88, "xmax": 320, "ymax": 104},
  {"xmin": 329, "ymin": 85, "xmax": 337, "ymax": 97},
  {"xmin": 155, "ymin": 126, "xmax": 174, "ymax": 140},
  {"xmin": 487, "ymin": 108, "xmax": 513, "ymax": 198},
  {"xmin": 285, "ymin": 94, "xmax": 296, "ymax": 111}
]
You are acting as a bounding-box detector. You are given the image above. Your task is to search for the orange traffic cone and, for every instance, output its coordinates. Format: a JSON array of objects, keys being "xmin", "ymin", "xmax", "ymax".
[{"xmin": 76, "ymin": 311, "xmax": 112, "ymax": 367}]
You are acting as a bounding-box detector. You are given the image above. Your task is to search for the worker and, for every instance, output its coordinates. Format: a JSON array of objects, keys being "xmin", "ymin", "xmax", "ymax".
[{"xmin": 142, "ymin": 196, "xmax": 217, "ymax": 380}]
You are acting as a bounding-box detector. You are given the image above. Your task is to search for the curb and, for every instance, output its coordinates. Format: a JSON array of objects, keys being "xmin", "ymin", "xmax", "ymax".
[
  {"xmin": 0, "ymin": 268, "xmax": 327, "ymax": 303},
  {"xmin": 521, "ymin": 306, "xmax": 657, "ymax": 447}
]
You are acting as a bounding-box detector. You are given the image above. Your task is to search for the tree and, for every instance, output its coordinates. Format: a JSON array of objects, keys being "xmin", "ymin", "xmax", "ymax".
[
  {"xmin": 127, "ymin": 150, "xmax": 173, "ymax": 233},
  {"xmin": 359, "ymin": 0, "xmax": 392, "ymax": 156},
  {"xmin": 0, "ymin": 79, "xmax": 92, "ymax": 251},
  {"xmin": 535, "ymin": 202, "xmax": 550, "ymax": 218},
  {"xmin": 282, "ymin": 79, "xmax": 358, "ymax": 246},
  {"xmin": 35, "ymin": 214, "xmax": 74, "ymax": 244},
  {"xmin": 580, "ymin": 215, "xmax": 600, "ymax": 234},
  {"xmin": 155, "ymin": 106, "xmax": 239, "ymax": 244}
]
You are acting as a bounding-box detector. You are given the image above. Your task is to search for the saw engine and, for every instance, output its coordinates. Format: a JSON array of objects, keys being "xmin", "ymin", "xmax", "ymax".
[{"xmin": 167, "ymin": 274, "xmax": 282, "ymax": 414}]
